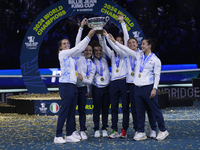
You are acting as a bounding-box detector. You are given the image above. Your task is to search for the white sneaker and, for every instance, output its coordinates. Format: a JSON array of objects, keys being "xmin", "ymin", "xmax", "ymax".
[
  {"xmin": 108, "ymin": 130, "xmax": 120, "ymax": 139},
  {"xmin": 133, "ymin": 131, "xmax": 138, "ymax": 140},
  {"xmin": 54, "ymin": 137, "xmax": 66, "ymax": 144},
  {"xmin": 80, "ymin": 131, "xmax": 88, "ymax": 140},
  {"xmin": 133, "ymin": 132, "xmax": 147, "ymax": 141},
  {"xmin": 156, "ymin": 130, "xmax": 169, "ymax": 140},
  {"xmin": 149, "ymin": 130, "xmax": 156, "ymax": 138},
  {"xmin": 134, "ymin": 131, "xmax": 138, "ymax": 136},
  {"xmin": 94, "ymin": 130, "xmax": 100, "ymax": 138},
  {"xmin": 65, "ymin": 135, "xmax": 80, "ymax": 142},
  {"xmin": 72, "ymin": 131, "xmax": 81, "ymax": 140},
  {"xmin": 102, "ymin": 130, "xmax": 108, "ymax": 137}
]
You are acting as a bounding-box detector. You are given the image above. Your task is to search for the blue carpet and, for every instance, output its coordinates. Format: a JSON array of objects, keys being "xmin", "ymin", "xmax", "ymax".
[{"xmin": 0, "ymin": 106, "xmax": 200, "ymax": 150}]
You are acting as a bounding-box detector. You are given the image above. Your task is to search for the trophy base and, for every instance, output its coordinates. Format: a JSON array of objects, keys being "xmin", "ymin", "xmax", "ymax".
[{"xmin": 95, "ymin": 30, "xmax": 103, "ymax": 35}]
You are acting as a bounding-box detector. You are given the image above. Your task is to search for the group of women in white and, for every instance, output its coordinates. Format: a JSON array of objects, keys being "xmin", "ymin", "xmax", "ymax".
[{"xmin": 53, "ymin": 14, "xmax": 169, "ymax": 144}]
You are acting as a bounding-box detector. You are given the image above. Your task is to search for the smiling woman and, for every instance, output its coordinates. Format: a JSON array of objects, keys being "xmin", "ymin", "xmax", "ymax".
[
  {"xmin": 83, "ymin": 45, "xmax": 93, "ymax": 59},
  {"xmin": 74, "ymin": 18, "xmax": 96, "ymax": 140},
  {"xmin": 54, "ymin": 29, "xmax": 94, "ymax": 144},
  {"xmin": 58, "ymin": 39, "xmax": 71, "ymax": 53},
  {"xmin": 110, "ymin": 37, "xmax": 169, "ymax": 140}
]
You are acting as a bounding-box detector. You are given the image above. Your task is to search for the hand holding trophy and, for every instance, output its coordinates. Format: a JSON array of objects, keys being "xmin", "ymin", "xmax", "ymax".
[
  {"xmin": 81, "ymin": 18, "xmax": 87, "ymax": 28},
  {"xmin": 108, "ymin": 33, "xmax": 116, "ymax": 43}
]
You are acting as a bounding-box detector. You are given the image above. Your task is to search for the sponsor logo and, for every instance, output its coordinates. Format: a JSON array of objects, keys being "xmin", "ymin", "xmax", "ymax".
[
  {"xmin": 50, "ymin": 102, "xmax": 60, "ymax": 113},
  {"xmin": 68, "ymin": 0, "xmax": 97, "ymax": 11},
  {"xmin": 25, "ymin": 36, "xmax": 38, "ymax": 49},
  {"xmin": 51, "ymin": 70, "xmax": 61, "ymax": 83},
  {"xmin": 39, "ymin": 103, "xmax": 47, "ymax": 113},
  {"xmin": 132, "ymin": 31, "xmax": 143, "ymax": 44}
]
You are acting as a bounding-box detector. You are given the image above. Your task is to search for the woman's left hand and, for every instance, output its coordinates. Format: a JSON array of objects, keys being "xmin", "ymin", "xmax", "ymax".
[
  {"xmin": 78, "ymin": 73, "xmax": 83, "ymax": 81},
  {"xmin": 150, "ymin": 88, "xmax": 157, "ymax": 99},
  {"xmin": 108, "ymin": 33, "xmax": 116, "ymax": 43},
  {"xmin": 87, "ymin": 91, "xmax": 91, "ymax": 98}
]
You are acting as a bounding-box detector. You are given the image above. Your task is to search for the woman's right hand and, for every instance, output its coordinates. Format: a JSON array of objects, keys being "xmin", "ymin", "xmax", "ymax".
[
  {"xmin": 102, "ymin": 29, "xmax": 108, "ymax": 37},
  {"xmin": 87, "ymin": 29, "xmax": 95, "ymax": 39},
  {"xmin": 117, "ymin": 13, "xmax": 124, "ymax": 23},
  {"xmin": 81, "ymin": 18, "xmax": 87, "ymax": 28}
]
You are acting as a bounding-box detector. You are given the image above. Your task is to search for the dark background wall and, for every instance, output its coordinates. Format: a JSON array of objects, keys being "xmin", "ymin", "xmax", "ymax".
[{"xmin": 0, "ymin": 0, "xmax": 200, "ymax": 69}]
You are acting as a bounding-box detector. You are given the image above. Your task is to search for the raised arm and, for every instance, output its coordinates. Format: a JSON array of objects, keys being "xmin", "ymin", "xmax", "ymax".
[
  {"xmin": 96, "ymin": 34, "xmax": 108, "ymax": 58},
  {"xmin": 75, "ymin": 28, "xmax": 83, "ymax": 46},
  {"xmin": 101, "ymin": 30, "xmax": 123, "ymax": 56},
  {"xmin": 118, "ymin": 13, "xmax": 129, "ymax": 46},
  {"xmin": 102, "ymin": 31, "xmax": 126, "ymax": 57},
  {"xmin": 114, "ymin": 40, "xmax": 137, "ymax": 58},
  {"xmin": 75, "ymin": 18, "xmax": 87, "ymax": 46},
  {"xmin": 60, "ymin": 30, "xmax": 94, "ymax": 57},
  {"xmin": 101, "ymin": 33, "xmax": 113, "ymax": 59},
  {"xmin": 97, "ymin": 34, "xmax": 103, "ymax": 47},
  {"xmin": 105, "ymin": 33, "xmax": 126, "ymax": 56}
]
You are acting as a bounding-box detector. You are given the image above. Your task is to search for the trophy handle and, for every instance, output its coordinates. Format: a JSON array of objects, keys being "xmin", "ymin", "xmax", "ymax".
[{"xmin": 106, "ymin": 16, "xmax": 110, "ymax": 22}]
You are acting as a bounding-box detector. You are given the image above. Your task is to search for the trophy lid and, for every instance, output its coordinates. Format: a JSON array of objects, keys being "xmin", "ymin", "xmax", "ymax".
[{"xmin": 88, "ymin": 16, "xmax": 109, "ymax": 23}]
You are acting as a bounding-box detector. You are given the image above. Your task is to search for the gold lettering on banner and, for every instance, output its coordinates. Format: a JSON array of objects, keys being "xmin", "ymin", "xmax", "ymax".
[
  {"xmin": 101, "ymin": 3, "xmax": 135, "ymax": 31},
  {"xmin": 33, "ymin": 6, "xmax": 66, "ymax": 35}
]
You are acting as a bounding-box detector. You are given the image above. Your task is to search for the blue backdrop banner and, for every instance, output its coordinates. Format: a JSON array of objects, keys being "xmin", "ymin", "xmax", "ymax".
[{"xmin": 20, "ymin": 0, "xmax": 145, "ymax": 94}]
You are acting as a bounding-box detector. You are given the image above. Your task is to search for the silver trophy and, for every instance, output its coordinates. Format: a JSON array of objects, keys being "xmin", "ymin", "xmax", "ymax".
[{"xmin": 86, "ymin": 16, "xmax": 110, "ymax": 31}]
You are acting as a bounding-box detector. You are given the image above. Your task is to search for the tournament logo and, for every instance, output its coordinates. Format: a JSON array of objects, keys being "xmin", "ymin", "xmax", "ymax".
[
  {"xmin": 132, "ymin": 31, "xmax": 143, "ymax": 44},
  {"xmin": 50, "ymin": 102, "xmax": 60, "ymax": 113},
  {"xmin": 39, "ymin": 103, "xmax": 47, "ymax": 113},
  {"xmin": 25, "ymin": 36, "xmax": 38, "ymax": 49},
  {"xmin": 68, "ymin": 0, "xmax": 97, "ymax": 11}
]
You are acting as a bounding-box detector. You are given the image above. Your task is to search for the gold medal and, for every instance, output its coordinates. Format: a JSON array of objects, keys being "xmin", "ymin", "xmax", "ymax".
[
  {"xmin": 101, "ymin": 77, "xmax": 104, "ymax": 81},
  {"xmin": 85, "ymin": 77, "xmax": 87, "ymax": 79},
  {"xmin": 116, "ymin": 69, "xmax": 119, "ymax": 73},
  {"xmin": 138, "ymin": 74, "xmax": 141, "ymax": 78},
  {"xmin": 131, "ymin": 72, "xmax": 134, "ymax": 76},
  {"xmin": 75, "ymin": 72, "xmax": 78, "ymax": 76}
]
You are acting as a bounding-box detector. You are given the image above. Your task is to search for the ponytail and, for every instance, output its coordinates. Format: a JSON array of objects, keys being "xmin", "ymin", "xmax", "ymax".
[
  {"xmin": 145, "ymin": 39, "xmax": 157, "ymax": 51},
  {"xmin": 57, "ymin": 39, "xmax": 62, "ymax": 54}
]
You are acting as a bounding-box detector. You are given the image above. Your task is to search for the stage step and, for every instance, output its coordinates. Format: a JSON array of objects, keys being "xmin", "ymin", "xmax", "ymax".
[
  {"xmin": 169, "ymin": 97, "xmax": 194, "ymax": 107},
  {"xmin": 193, "ymin": 101, "xmax": 200, "ymax": 106},
  {"xmin": 158, "ymin": 91, "xmax": 169, "ymax": 109},
  {"xmin": 0, "ymin": 103, "xmax": 16, "ymax": 113}
]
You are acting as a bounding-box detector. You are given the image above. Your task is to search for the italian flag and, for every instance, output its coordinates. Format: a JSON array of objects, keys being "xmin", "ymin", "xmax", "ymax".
[{"xmin": 50, "ymin": 103, "xmax": 59, "ymax": 113}]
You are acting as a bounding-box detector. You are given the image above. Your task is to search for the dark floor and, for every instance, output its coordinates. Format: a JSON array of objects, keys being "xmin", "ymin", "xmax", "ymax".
[{"xmin": 0, "ymin": 106, "xmax": 200, "ymax": 150}]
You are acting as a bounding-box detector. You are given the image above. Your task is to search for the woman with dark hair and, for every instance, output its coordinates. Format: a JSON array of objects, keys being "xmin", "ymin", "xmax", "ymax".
[
  {"xmin": 90, "ymin": 40, "xmax": 111, "ymax": 138},
  {"xmin": 124, "ymin": 36, "xmax": 157, "ymax": 139},
  {"xmin": 108, "ymin": 36, "xmax": 169, "ymax": 141},
  {"xmin": 74, "ymin": 19, "xmax": 96, "ymax": 140},
  {"xmin": 98, "ymin": 13, "xmax": 130, "ymax": 139},
  {"xmin": 54, "ymin": 29, "xmax": 94, "ymax": 144}
]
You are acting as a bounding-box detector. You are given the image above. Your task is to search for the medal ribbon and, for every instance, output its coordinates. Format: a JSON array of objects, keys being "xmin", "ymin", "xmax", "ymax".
[
  {"xmin": 129, "ymin": 56, "xmax": 136, "ymax": 71},
  {"xmin": 86, "ymin": 59, "xmax": 92, "ymax": 77},
  {"xmin": 115, "ymin": 55, "xmax": 120, "ymax": 68},
  {"xmin": 139, "ymin": 53, "xmax": 153, "ymax": 73},
  {"xmin": 74, "ymin": 57, "xmax": 79, "ymax": 72},
  {"xmin": 93, "ymin": 58, "xmax": 103, "ymax": 76}
]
